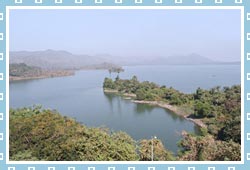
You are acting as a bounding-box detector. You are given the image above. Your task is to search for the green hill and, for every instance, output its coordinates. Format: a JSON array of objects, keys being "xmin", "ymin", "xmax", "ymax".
[
  {"xmin": 10, "ymin": 63, "xmax": 42, "ymax": 77},
  {"xmin": 10, "ymin": 106, "xmax": 174, "ymax": 161}
]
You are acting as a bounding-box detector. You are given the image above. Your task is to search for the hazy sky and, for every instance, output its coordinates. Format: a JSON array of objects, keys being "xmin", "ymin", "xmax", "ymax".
[{"xmin": 10, "ymin": 9, "xmax": 241, "ymax": 61}]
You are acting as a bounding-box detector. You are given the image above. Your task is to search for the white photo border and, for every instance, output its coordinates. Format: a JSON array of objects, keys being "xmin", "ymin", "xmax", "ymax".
[{"xmin": 0, "ymin": 1, "xmax": 249, "ymax": 170}]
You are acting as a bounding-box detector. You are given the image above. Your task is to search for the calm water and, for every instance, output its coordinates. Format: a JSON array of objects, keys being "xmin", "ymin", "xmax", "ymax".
[{"xmin": 10, "ymin": 65, "xmax": 240, "ymax": 154}]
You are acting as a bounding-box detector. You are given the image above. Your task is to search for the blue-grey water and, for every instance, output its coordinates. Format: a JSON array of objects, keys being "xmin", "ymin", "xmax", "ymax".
[{"xmin": 9, "ymin": 65, "xmax": 240, "ymax": 154}]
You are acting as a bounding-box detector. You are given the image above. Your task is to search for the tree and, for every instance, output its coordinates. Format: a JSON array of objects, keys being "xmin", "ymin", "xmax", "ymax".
[
  {"xmin": 103, "ymin": 78, "xmax": 115, "ymax": 89},
  {"xmin": 131, "ymin": 75, "xmax": 138, "ymax": 82},
  {"xmin": 194, "ymin": 101, "xmax": 213, "ymax": 118},
  {"xmin": 135, "ymin": 89, "xmax": 146, "ymax": 100},
  {"xmin": 139, "ymin": 139, "xmax": 174, "ymax": 161},
  {"xmin": 178, "ymin": 132, "xmax": 240, "ymax": 161},
  {"xmin": 218, "ymin": 116, "xmax": 241, "ymax": 144},
  {"xmin": 194, "ymin": 87, "xmax": 203, "ymax": 100},
  {"xmin": 108, "ymin": 67, "xmax": 124, "ymax": 77},
  {"xmin": 108, "ymin": 69, "xmax": 111, "ymax": 78},
  {"xmin": 10, "ymin": 107, "xmax": 139, "ymax": 161}
]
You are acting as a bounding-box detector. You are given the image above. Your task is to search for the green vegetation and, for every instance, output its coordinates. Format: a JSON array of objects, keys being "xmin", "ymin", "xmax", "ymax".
[
  {"xmin": 9, "ymin": 76, "xmax": 241, "ymax": 161},
  {"xmin": 103, "ymin": 76, "xmax": 241, "ymax": 161},
  {"xmin": 104, "ymin": 76, "xmax": 191, "ymax": 103},
  {"xmin": 139, "ymin": 139, "xmax": 175, "ymax": 161},
  {"xmin": 178, "ymin": 132, "xmax": 240, "ymax": 161},
  {"xmin": 9, "ymin": 63, "xmax": 122, "ymax": 82},
  {"xmin": 10, "ymin": 63, "xmax": 42, "ymax": 77},
  {"xmin": 10, "ymin": 106, "xmax": 173, "ymax": 161},
  {"xmin": 108, "ymin": 67, "xmax": 124, "ymax": 77},
  {"xmin": 9, "ymin": 63, "xmax": 74, "ymax": 81}
]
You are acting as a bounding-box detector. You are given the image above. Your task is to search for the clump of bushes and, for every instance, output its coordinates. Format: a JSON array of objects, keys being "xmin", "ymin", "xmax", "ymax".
[{"xmin": 10, "ymin": 106, "xmax": 175, "ymax": 161}]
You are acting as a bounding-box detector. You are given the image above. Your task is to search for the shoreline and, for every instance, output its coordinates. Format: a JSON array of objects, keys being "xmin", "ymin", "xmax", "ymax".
[
  {"xmin": 133, "ymin": 100, "xmax": 206, "ymax": 128},
  {"xmin": 9, "ymin": 70, "xmax": 75, "ymax": 82},
  {"xmin": 104, "ymin": 89, "xmax": 206, "ymax": 128},
  {"xmin": 103, "ymin": 89, "xmax": 137, "ymax": 98},
  {"xmin": 9, "ymin": 66, "xmax": 122, "ymax": 82}
]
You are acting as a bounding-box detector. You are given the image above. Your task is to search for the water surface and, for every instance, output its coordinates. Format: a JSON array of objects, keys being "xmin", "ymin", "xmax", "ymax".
[{"xmin": 10, "ymin": 65, "xmax": 240, "ymax": 153}]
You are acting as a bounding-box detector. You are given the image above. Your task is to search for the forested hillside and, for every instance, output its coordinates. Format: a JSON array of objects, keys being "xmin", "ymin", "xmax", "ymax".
[
  {"xmin": 9, "ymin": 63, "xmax": 74, "ymax": 81},
  {"xmin": 10, "ymin": 50, "xmax": 122, "ymax": 70},
  {"xmin": 10, "ymin": 107, "xmax": 174, "ymax": 161},
  {"xmin": 10, "ymin": 63, "xmax": 42, "ymax": 77}
]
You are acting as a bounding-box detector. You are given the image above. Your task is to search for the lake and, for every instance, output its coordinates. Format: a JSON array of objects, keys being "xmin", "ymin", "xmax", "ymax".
[{"xmin": 9, "ymin": 64, "xmax": 240, "ymax": 154}]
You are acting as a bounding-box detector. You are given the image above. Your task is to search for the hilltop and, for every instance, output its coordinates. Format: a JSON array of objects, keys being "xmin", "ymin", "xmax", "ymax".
[
  {"xmin": 10, "ymin": 50, "xmax": 121, "ymax": 70},
  {"xmin": 10, "ymin": 50, "xmax": 240, "ymax": 70}
]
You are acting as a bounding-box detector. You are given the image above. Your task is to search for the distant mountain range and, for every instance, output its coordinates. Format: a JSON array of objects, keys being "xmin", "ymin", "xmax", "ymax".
[
  {"xmin": 145, "ymin": 53, "xmax": 240, "ymax": 65},
  {"xmin": 150, "ymin": 53, "xmax": 215, "ymax": 65},
  {"xmin": 10, "ymin": 50, "xmax": 109, "ymax": 70},
  {"xmin": 10, "ymin": 50, "xmax": 240, "ymax": 70}
]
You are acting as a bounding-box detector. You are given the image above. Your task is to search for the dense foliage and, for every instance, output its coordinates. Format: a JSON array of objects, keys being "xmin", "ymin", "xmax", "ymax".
[
  {"xmin": 178, "ymin": 132, "xmax": 240, "ymax": 161},
  {"xmin": 103, "ymin": 76, "xmax": 241, "ymax": 161},
  {"xmin": 194, "ymin": 85, "xmax": 241, "ymax": 144},
  {"xmin": 103, "ymin": 76, "xmax": 192, "ymax": 103},
  {"xmin": 10, "ymin": 107, "xmax": 174, "ymax": 161},
  {"xmin": 10, "ymin": 107, "xmax": 138, "ymax": 161},
  {"xmin": 138, "ymin": 139, "xmax": 175, "ymax": 161},
  {"xmin": 10, "ymin": 76, "xmax": 241, "ymax": 161},
  {"xmin": 10, "ymin": 63, "xmax": 42, "ymax": 77},
  {"xmin": 9, "ymin": 63, "xmax": 75, "ymax": 81}
]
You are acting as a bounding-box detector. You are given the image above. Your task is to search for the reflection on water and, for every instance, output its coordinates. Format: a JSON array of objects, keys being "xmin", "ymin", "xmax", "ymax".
[
  {"xmin": 104, "ymin": 92, "xmax": 186, "ymax": 122},
  {"xmin": 134, "ymin": 103, "xmax": 154, "ymax": 114},
  {"xmin": 10, "ymin": 65, "xmax": 240, "ymax": 154},
  {"xmin": 103, "ymin": 92, "xmax": 201, "ymax": 152}
]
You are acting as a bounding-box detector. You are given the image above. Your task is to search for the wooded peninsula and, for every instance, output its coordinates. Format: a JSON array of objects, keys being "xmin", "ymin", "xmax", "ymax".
[
  {"xmin": 103, "ymin": 76, "xmax": 241, "ymax": 161},
  {"xmin": 9, "ymin": 63, "xmax": 123, "ymax": 82},
  {"xmin": 9, "ymin": 63, "xmax": 74, "ymax": 81},
  {"xmin": 10, "ymin": 76, "xmax": 241, "ymax": 161}
]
